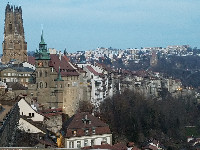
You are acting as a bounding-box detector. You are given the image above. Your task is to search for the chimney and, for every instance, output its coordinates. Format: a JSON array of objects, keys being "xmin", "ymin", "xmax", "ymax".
[{"xmin": 59, "ymin": 51, "xmax": 61, "ymax": 60}]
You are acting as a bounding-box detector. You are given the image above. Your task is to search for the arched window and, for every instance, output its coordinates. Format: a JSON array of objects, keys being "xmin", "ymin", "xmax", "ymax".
[
  {"xmin": 45, "ymin": 71, "xmax": 47, "ymax": 77},
  {"xmin": 40, "ymin": 71, "xmax": 42, "ymax": 77},
  {"xmin": 40, "ymin": 82, "xmax": 43, "ymax": 88},
  {"xmin": 45, "ymin": 82, "xmax": 47, "ymax": 88}
]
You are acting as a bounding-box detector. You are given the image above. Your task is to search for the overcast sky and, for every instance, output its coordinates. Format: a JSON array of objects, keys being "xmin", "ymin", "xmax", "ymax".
[{"xmin": 0, "ymin": 0, "xmax": 200, "ymax": 53}]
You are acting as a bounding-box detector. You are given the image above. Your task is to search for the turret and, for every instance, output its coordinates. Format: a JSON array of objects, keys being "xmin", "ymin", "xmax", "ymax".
[{"xmin": 5, "ymin": 3, "xmax": 13, "ymax": 13}]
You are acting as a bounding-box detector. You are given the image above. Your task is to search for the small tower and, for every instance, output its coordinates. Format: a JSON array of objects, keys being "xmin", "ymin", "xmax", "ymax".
[
  {"xmin": 2, "ymin": 3, "xmax": 27, "ymax": 64},
  {"xmin": 150, "ymin": 50, "xmax": 158, "ymax": 66}
]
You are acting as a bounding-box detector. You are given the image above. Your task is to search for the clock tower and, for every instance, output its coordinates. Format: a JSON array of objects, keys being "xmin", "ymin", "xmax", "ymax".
[{"xmin": 35, "ymin": 31, "xmax": 52, "ymax": 107}]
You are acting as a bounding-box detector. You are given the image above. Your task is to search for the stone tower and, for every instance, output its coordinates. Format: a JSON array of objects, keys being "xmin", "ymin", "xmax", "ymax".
[
  {"xmin": 2, "ymin": 3, "xmax": 27, "ymax": 64},
  {"xmin": 35, "ymin": 31, "xmax": 52, "ymax": 107},
  {"xmin": 150, "ymin": 50, "xmax": 158, "ymax": 66}
]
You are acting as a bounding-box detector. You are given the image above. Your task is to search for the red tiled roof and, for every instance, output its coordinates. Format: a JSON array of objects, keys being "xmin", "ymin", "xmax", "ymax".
[
  {"xmin": 40, "ymin": 108, "xmax": 62, "ymax": 113},
  {"xmin": 82, "ymin": 143, "xmax": 127, "ymax": 150},
  {"xmin": 86, "ymin": 65, "xmax": 101, "ymax": 76},
  {"xmin": 28, "ymin": 56, "xmax": 35, "ymax": 66},
  {"xmin": 113, "ymin": 142, "xmax": 127, "ymax": 150},
  {"xmin": 40, "ymin": 108, "xmax": 63, "ymax": 118},
  {"xmin": 50, "ymin": 54, "xmax": 79, "ymax": 76},
  {"xmin": 64, "ymin": 112, "xmax": 111, "ymax": 138}
]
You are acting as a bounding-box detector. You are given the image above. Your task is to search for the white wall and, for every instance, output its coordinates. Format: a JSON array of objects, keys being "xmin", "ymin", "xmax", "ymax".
[
  {"xmin": 23, "ymin": 62, "xmax": 35, "ymax": 70},
  {"xmin": 18, "ymin": 98, "xmax": 44, "ymax": 122},
  {"xmin": 18, "ymin": 118, "xmax": 45, "ymax": 134},
  {"xmin": 65, "ymin": 134, "xmax": 112, "ymax": 149}
]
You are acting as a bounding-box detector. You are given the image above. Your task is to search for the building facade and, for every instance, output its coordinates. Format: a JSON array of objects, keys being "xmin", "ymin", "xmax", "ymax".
[
  {"xmin": 2, "ymin": 3, "xmax": 27, "ymax": 64},
  {"xmin": 63, "ymin": 112, "xmax": 112, "ymax": 149},
  {"xmin": 28, "ymin": 33, "xmax": 81, "ymax": 116}
]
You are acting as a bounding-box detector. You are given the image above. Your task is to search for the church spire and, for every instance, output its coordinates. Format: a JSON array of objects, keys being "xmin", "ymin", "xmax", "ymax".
[
  {"xmin": 40, "ymin": 30, "xmax": 45, "ymax": 44},
  {"xmin": 35, "ymin": 30, "xmax": 50, "ymax": 60},
  {"xmin": 55, "ymin": 66, "xmax": 63, "ymax": 81}
]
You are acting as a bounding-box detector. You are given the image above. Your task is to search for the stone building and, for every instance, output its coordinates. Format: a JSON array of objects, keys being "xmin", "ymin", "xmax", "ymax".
[
  {"xmin": 2, "ymin": 3, "xmax": 27, "ymax": 64},
  {"xmin": 28, "ymin": 32, "xmax": 80, "ymax": 116},
  {"xmin": 0, "ymin": 66, "xmax": 34, "ymax": 87}
]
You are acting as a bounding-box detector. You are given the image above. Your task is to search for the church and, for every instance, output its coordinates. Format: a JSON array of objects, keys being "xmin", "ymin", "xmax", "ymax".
[{"xmin": 2, "ymin": 3, "xmax": 27, "ymax": 64}]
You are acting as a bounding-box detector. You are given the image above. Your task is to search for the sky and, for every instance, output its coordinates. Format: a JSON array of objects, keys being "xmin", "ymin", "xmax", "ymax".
[{"xmin": 0, "ymin": 0, "xmax": 200, "ymax": 53}]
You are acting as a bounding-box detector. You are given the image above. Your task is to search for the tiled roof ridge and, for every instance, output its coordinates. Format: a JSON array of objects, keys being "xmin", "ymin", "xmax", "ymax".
[{"xmin": 86, "ymin": 65, "xmax": 101, "ymax": 76}]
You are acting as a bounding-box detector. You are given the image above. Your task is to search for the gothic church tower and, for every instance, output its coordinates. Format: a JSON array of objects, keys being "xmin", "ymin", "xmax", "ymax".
[{"xmin": 2, "ymin": 3, "xmax": 27, "ymax": 64}]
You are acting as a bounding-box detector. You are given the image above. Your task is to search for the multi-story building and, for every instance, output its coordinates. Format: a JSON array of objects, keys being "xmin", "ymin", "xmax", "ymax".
[
  {"xmin": 0, "ymin": 66, "xmax": 34, "ymax": 87},
  {"xmin": 63, "ymin": 112, "xmax": 112, "ymax": 149},
  {"xmin": 28, "ymin": 32, "xmax": 81, "ymax": 116},
  {"xmin": 2, "ymin": 3, "xmax": 27, "ymax": 64}
]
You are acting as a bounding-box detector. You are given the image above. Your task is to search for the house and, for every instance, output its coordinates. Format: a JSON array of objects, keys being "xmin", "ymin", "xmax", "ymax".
[
  {"xmin": 18, "ymin": 116, "xmax": 46, "ymax": 134},
  {"xmin": 142, "ymin": 139, "xmax": 165, "ymax": 150},
  {"xmin": 63, "ymin": 112, "xmax": 112, "ymax": 149},
  {"xmin": 18, "ymin": 98, "xmax": 44, "ymax": 122}
]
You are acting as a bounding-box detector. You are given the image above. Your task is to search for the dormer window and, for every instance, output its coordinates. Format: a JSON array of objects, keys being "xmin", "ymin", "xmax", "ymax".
[
  {"xmin": 92, "ymin": 128, "xmax": 95, "ymax": 134},
  {"xmin": 72, "ymin": 130, "xmax": 77, "ymax": 136},
  {"xmin": 85, "ymin": 129, "xmax": 89, "ymax": 135}
]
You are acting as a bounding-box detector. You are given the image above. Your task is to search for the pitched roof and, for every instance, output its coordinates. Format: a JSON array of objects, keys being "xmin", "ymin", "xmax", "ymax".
[
  {"xmin": 86, "ymin": 65, "xmax": 101, "ymax": 76},
  {"xmin": 7, "ymin": 82, "xmax": 28, "ymax": 90},
  {"xmin": 63, "ymin": 112, "xmax": 111, "ymax": 138},
  {"xmin": 82, "ymin": 143, "xmax": 127, "ymax": 150},
  {"xmin": 20, "ymin": 116, "xmax": 46, "ymax": 133},
  {"xmin": 28, "ymin": 56, "xmax": 36, "ymax": 66},
  {"xmin": 49, "ymin": 54, "xmax": 79, "ymax": 77},
  {"xmin": 40, "ymin": 108, "xmax": 62, "ymax": 117}
]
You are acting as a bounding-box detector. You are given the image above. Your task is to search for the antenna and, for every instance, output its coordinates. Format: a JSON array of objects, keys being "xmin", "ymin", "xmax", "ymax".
[{"xmin": 41, "ymin": 24, "xmax": 43, "ymax": 33}]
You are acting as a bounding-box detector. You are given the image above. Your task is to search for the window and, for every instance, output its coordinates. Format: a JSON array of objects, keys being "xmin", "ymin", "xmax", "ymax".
[
  {"xmin": 8, "ymin": 73, "xmax": 11, "ymax": 76},
  {"xmin": 40, "ymin": 82, "xmax": 43, "ymax": 88},
  {"xmin": 29, "ymin": 113, "xmax": 31, "ymax": 117},
  {"xmin": 45, "ymin": 71, "xmax": 47, "ymax": 77},
  {"xmin": 69, "ymin": 141, "xmax": 74, "ymax": 148},
  {"xmin": 85, "ymin": 129, "xmax": 89, "ymax": 135},
  {"xmin": 22, "ymin": 112, "xmax": 23, "ymax": 115},
  {"xmin": 32, "ymin": 113, "xmax": 34, "ymax": 117},
  {"xmin": 92, "ymin": 128, "xmax": 95, "ymax": 134},
  {"xmin": 77, "ymin": 141, "xmax": 81, "ymax": 148},
  {"xmin": 84, "ymin": 140, "xmax": 88, "ymax": 147},
  {"xmin": 91, "ymin": 139, "xmax": 94, "ymax": 146},
  {"xmin": 40, "ymin": 71, "xmax": 42, "ymax": 77},
  {"xmin": 51, "ymin": 68, "xmax": 54, "ymax": 72},
  {"xmin": 72, "ymin": 130, "xmax": 77, "ymax": 136},
  {"xmin": 102, "ymin": 137, "xmax": 107, "ymax": 143},
  {"xmin": 45, "ymin": 82, "xmax": 47, "ymax": 88}
]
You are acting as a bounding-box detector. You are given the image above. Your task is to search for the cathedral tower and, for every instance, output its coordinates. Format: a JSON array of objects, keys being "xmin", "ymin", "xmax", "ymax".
[{"xmin": 2, "ymin": 3, "xmax": 27, "ymax": 64}]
